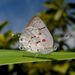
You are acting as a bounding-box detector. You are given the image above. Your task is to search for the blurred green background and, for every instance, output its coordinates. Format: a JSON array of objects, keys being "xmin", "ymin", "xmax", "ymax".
[{"xmin": 0, "ymin": 0, "xmax": 75, "ymax": 75}]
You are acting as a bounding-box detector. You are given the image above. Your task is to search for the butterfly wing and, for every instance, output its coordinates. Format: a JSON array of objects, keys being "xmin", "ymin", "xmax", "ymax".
[
  {"xmin": 27, "ymin": 16, "xmax": 54, "ymax": 48},
  {"xmin": 19, "ymin": 16, "xmax": 54, "ymax": 54},
  {"xmin": 19, "ymin": 29, "xmax": 31, "ymax": 51}
]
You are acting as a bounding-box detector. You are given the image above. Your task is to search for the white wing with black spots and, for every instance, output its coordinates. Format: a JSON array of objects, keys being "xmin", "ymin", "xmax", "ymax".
[{"xmin": 19, "ymin": 16, "xmax": 56, "ymax": 54}]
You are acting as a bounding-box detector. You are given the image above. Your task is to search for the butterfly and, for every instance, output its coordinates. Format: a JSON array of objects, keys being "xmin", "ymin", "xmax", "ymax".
[{"xmin": 19, "ymin": 16, "xmax": 57, "ymax": 54}]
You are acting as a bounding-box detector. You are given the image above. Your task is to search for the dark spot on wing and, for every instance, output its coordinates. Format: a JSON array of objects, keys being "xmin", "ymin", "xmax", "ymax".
[
  {"xmin": 31, "ymin": 36, "xmax": 34, "ymax": 39},
  {"xmin": 20, "ymin": 47, "xmax": 23, "ymax": 50},
  {"xmin": 29, "ymin": 46, "xmax": 31, "ymax": 47},
  {"xmin": 34, "ymin": 36, "xmax": 36, "ymax": 37},
  {"xmin": 31, "ymin": 36, "xmax": 36, "ymax": 39},
  {"xmin": 38, "ymin": 27, "xmax": 46, "ymax": 30},
  {"xmin": 38, "ymin": 33, "xmax": 41, "ymax": 35},
  {"xmin": 20, "ymin": 38, "xmax": 23, "ymax": 41},
  {"xmin": 37, "ymin": 49, "xmax": 39, "ymax": 51},
  {"xmin": 36, "ymin": 41, "xmax": 41, "ymax": 44},
  {"xmin": 28, "ymin": 40, "xmax": 30, "ymax": 42},
  {"xmin": 42, "ymin": 39, "xmax": 46, "ymax": 42},
  {"xmin": 41, "ymin": 27, "xmax": 45, "ymax": 29}
]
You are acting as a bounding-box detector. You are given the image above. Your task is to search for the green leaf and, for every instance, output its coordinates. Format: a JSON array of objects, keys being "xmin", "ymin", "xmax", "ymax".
[
  {"xmin": 4, "ymin": 30, "xmax": 13, "ymax": 38},
  {"xmin": 44, "ymin": 1, "xmax": 51, "ymax": 4},
  {"xmin": 46, "ymin": 9, "xmax": 57, "ymax": 14},
  {"xmin": 53, "ymin": 61, "xmax": 69, "ymax": 74},
  {"xmin": 44, "ymin": 2, "xmax": 57, "ymax": 9},
  {"xmin": 7, "ymin": 33, "xmax": 19, "ymax": 46},
  {"xmin": 0, "ymin": 34, "xmax": 7, "ymax": 48},
  {"xmin": 54, "ymin": 10, "xmax": 63, "ymax": 21},
  {"xmin": 0, "ymin": 21, "xmax": 8, "ymax": 32},
  {"xmin": 54, "ymin": 0, "xmax": 65, "ymax": 5},
  {"xmin": 59, "ymin": 0, "xmax": 64, "ymax": 4},
  {"xmin": 0, "ymin": 49, "xmax": 75, "ymax": 65}
]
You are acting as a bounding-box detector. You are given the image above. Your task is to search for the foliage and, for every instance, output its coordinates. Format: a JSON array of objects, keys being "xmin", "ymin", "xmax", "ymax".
[
  {"xmin": 0, "ymin": 21, "xmax": 19, "ymax": 49},
  {"xmin": 38, "ymin": 0, "xmax": 75, "ymax": 32},
  {"xmin": 0, "ymin": 0, "xmax": 75, "ymax": 75},
  {"xmin": 38, "ymin": 0, "xmax": 75, "ymax": 50},
  {"xmin": 0, "ymin": 49, "xmax": 75, "ymax": 75}
]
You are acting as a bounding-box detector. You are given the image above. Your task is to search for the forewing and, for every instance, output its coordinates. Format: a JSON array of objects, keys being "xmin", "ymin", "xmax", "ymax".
[{"xmin": 27, "ymin": 16, "xmax": 54, "ymax": 48}]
